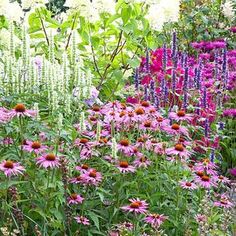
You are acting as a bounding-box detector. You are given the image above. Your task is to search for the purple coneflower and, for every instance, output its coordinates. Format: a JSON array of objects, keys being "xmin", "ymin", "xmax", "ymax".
[
  {"xmin": 121, "ymin": 198, "xmax": 148, "ymax": 214},
  {"xmin": 117, "ymin": 161, "xmax": 136, "ymax": 173},
  {"xmin": 0, "ymin": 160, "xmax": 25, "ymax": 177},
  {"xmin": 144, "ymin": 213, "xmax": 167, "ymax": 228},
  {"xmin": 74, "ymin": 215, "xmax": 90, "ymax": 225},
  {"xmin": 179, "ymin": 181, "xmax": 198, "ymax": 190},
  {"xmin": 68, "ymin": 193, "xmax": 84, "ymax": 204},
  {"xmin": 36, "ymin": 153, "xmax": 60, "ymax": 169}
]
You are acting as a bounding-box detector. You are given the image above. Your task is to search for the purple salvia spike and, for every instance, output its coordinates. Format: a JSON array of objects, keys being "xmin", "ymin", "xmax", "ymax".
[
  {"xmin": 144, "ymin": 85, "xmax": 148, "ymax": 101},
  {"xmin": 218, "ymin": 121, "xmax": 224, "ymax": 130},
  {"xmin": 183, "ymin": 92, "xmax": 188, "ymax": 110},
  {"xmin": 154, "ymin": 94, "xmax": 159, "ymax": 109},
  {"xmin": 214, "ymin": 51, "xmax": 219, "ymax": 81},
  {"xmin": 210, "ymin": 150, "xmax": 215, "ymax": 163},
  {"xmin": 171, "ymin": 68, "xmax": 176, "ymax": 94},
  {"xmin": 196, "ymin": 60, "xmax": 202, "ymax": 90},
  {"xmin": 164, "ymin": 85, "xmax": 168, "ymax": 104},
  {"xmin": 204, "ymin": 118, "xmax": 209, "ymax": 138},
  {"xmin": 202, "ymin": 86, "xmax": 207, "ymax": 109},
  {"xmin": 145, "ymin": 48, "xmax": 149, "ymax": 73},
  {"xmin": 171, "ymin": 31, "xmax": 177, "ymax": 60},
  {"xmin": 150, "ymin": 80, "xmax": 155, "ymax": 102},
  {"xmin": 162, "ymin": 44, "xmax": 167, "ymax": 72},
  {"xmin": 134, "ymin": 68, "xmax": 139, "ymax": 90},
  {"xmin": 183, "ymin": 66, "xmax": 189, "ymax": 92}
]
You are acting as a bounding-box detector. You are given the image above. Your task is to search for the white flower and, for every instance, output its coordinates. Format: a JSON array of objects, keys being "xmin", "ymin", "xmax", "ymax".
[
  {"xmin": 0, "ymin": 28, "xmax": 21, "ymax": 49},
  {"xmin": 222, "ymin": 0, "xmax": 235, "ymax": 18},
  {"xmin": 94, "ymin": 0, "xmax": 116, "ymax": 14},
  {"xmin": 0, "ymin": 1, "xmax": 23, "ymax": 23},
  {"xmin": 21, "ymin": 0, "xmax": 48, "ymax": 10},
  {"xmin": 145, "ymin": 0, "xmax": 180, "ymax": 31}
]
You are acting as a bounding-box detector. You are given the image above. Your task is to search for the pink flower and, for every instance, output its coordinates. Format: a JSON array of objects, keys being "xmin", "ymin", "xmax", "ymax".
[
  {"xmin": 22, "ymin": 140, "xmax": 47, "ymax": 154},
  {"xmin": 217, "ymin": 175, "xmax": 230, "ymax": 184},
  {"xmin": 144, "ymin": 213, "xmax": 167, "ymax": 228},
  {"xmin": 229, "ymin": 168, "xmax": 236, "ymax": 177},
  {"xmin": 69, "ymin": 175, "xmax": 86, "ymax": 185},
  {"xmin": 214, "ymin": 194, "xmax": 234, "ymax": 208},
  {"xmin": 75, "ymin": 164, "xmax": 90, "ymax": 173},
  {"xmin": 68, "ymin": 194, "xmax": 84, "ymax": 204},
  {"xmin": 81, "ymin": 169, "xmax": 102, "ymax": 186},
  {"xmin": 121, "ymin": 198, "xmax": 148, "ymax": 214},
  {"xmin": 117, "ymin": 161, "xmax": 136, "ymax": 173},
  {"xmin": 194, "ymin": 175, "xmax": 217, "ymax": 189},
  {"xmin": 74, "ymin": 215, "xmax": 90, "ymax": 225},
  {"xmin": 36, "ymin": 153, "xmax": 60, "ymax": 169},
  {"xmin": 0, "ymin": 108, "xmax": 10, "ymax": 123},
  {"xmin": 0, "ymin": 160, "xmax": 25, "ymax": 177},
  {"xmin": 179, "ymin": 181, "xmax": 198, "ymax": 190},
  {"xmin": 163, "ymin": 123, "xmax": 189, "ymax": 136},
  {"xmin": 169, "ymin": 110, "xmax": 193, "ymax": 122},
  {"xmin": 9, "ymin": 104, "xmax": 37, "ymax": 118},
  {"xmin": 195, "ymin": 214, "xmax": 207, "ymax": 223},
  {"xmin": 166, "ymin": 144, "xmax": 191, "ymax": 159},
  {"xmin": 117, "ymin": 139, "xmax": 134, "ymax": 155},
  {"xmin": 133, "ymin": 156, "xmax": 151, "ymax": 168}
]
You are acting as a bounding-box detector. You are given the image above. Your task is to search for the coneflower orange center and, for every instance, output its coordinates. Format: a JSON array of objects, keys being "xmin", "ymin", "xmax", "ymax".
[
  {"xmin": 31, "ymin": 141, "xmax": 41, "ymax": 149},
  {"xmin": 4, "ymin": 160, "xmax": 14, "ymax": 169},
  {"xmin": 81, "ymin": 164, "xmax": 89, "ymax": 170},
  {"xmin": 152, "ymin": 214, "xmax": 160, "ymax": 219},
  {"xmin": 196, "ymin": 171, "xmax": 204, "ymax": 177},
  {"xmin": 92, "ymin": 106, "xmax": 100, "ymax": 112},
  {"xmin": 201, "ymin": 175, "xmax": 210, "ymax": 181},
  {"xmin": 186, "ymin": 182, "xmax": 192, "ymax": 187},
  {"xmin": 89, "ymin": 170, "xmax": 97, "ymax": 178},
  {"xmin": 140, "ymin": 157, "xmax": 147, "ymax": 162},
  {"xmin": 144, "ymin": 121, "xmax": 151, "ymax": 127},
  {"xmin": 80, "ymin": 138, "xmax": 89, "ymax": 144},
  {"xmin": 157, "ymin": 117, "xmax": 163, "ymax": 122},
  {"xmin": 45, "ymin": 154, "xmax": 56, "ymax": 161},
  {"xmin": 177, "ymin": 110, "xmax": 185, "ymax": 117},
  {"xmin": 220, "ymin": 199, "xmax": 227, "ymax": 204},
  {"xmin": 119, "ymin": 111, "xmax": 126, "ymax": 117},
  {"xmin": 135, "ymin": 107, "xmax": 145, "ymax": 115},
  {"xmin": 175, "ymin": 144, "xmax": 184, "ymax": 151},
  {"xmin": 89, "ymin": 116, "xmax": 97, "ymax": 121},
  {"xmin": 14, "ymin": 104, "xmax": 26, "ymax": 112},
  {"xmin": 141, "ymin": 101, "xmax": 150, "ymax": 107},
  {"xmin": 172, "ymin": 124, "xmax": 180, "ymax": 130},
  {"xmin": 130, "ymin": 201, "xmax": 141, "ymax": 208},
  {"xmin": 119, "ymin": 161, "xmax": 129, "ymax": 168},
  {"xmin": 119, "ymin": 139, "xmax": 129, "ymax": 146},
  {"xmin": 71, "ymin": 193, "xmax": 78, "ymax": 200}
]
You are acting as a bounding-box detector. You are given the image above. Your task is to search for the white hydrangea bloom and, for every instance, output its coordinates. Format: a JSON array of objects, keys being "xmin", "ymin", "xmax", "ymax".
[
  {"xmin": 94, "ymin": 0, "xmax": 116, "ymax": 14},
  {"xmin": 0, "ymin": 1, "xmax": 23, "ymax": 23},
  {"xmin": 146, "ymin": 4, "xmax": 166, "ymax": 31},
  {"xmin": 222, "ymin": 0, "xmax": 235, "ymax": 18},
  {"xmin": 21, "ymin": 0, "xmax": 48, "ymax": 10},
  {"xmin": 146, "ymin": 0, "xmax": 180, "ymax": 31}
]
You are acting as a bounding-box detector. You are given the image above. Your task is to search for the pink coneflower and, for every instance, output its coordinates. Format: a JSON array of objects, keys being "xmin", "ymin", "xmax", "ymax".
[
  {"xmin": 9, "ymin": 104, "xmax": 37, "ymax": 118},
  {"xmin": 139, "ymin": 120, "xmax": 157, "ymax": 131},
  {"xmin": 0, "ymin": 160, "xmax": 25, "ymax": 177},
  {"xmin": 134, "ymin": 107, "xmax": 146, "ymax": 122},
  {"xmin": 117, "ymin": 139, "xmax": 134, "ymax": 155},
  {"xmin": 36, "ymin": 153, "xmax": 60, "ymax": 169},
  {"xmin": 214, "ymin": 194, "xmax": 234, "ymax": 208},
  {"xmin": 81, "ymin": 169, "xmax": 102, "ymax": 186},
  {"xmin": 163, "ymin": 123, "xmax": 189, "ymax": 136},
  {"xmin": 74, "ymin": 138, "xmax": 93, "ymax": 148},
  {"xmin": 217, "ymin": 175, "xmax": 230, "ymax": 184},
  {"xmin": 75, "ymin": 164, "xmax": 90, "ymax": 173},
  {"xmin": 194, "ymin": 175, "xmax": 217, "ymax": 189},
  {"xmin": 0, "ymin": 108, "xmax": 10, "ymax": 123},
  {"xmin": 22, "ymin": 140, "xmax": 47, "ymax": 154},
  {"xmin": 194, "ymin": 158, "xmax": 218, "ymax": 175},
  {"xmin": 179, "ymin": 180, "xmax": 198, "ymax": 190},
  {"xmin": 169, "ymin": 110, "xmax": 193, "ymax": 122},
  {"xmin": 144, "ymin": 213, "xmax": 167, "ymax": 228},
  {"xmin": 1, "ymin": 137, "xmax": 13, "ymax": 145},
  {"xmin": 165, "ymin": 144, "xmax": 191, "ymax": 159},
  {"xmin": 229, "ymin": 168, "xmax": 236, "ymax": 177},
  {"xmin": 69, "ymin": 175, "xmax": 86, "ymax": 184},
  {"xmin": 121, "ymin": 198, "xmax": 148, "ymax": 214},
  {"xmin": 195, "ymin": 214, "xmax": 207, "ymax": 223},
  {"xmin": 117, "ymin": 161, "xmax": 136, "ymax": 173},
  {"xmin": 74, "ymin": 215, "xmax": 90, "ymax": 225},
  {"xmin": 133, "ymin": 156, "xmax": 151, "ymax": 168},
  {"xmin": 68, "ymin": 193, "xmax": 84, "ymax": 204},
  {"xmin": 118, "ymin": 222, "xmax": 134, "ymax": 231}
]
